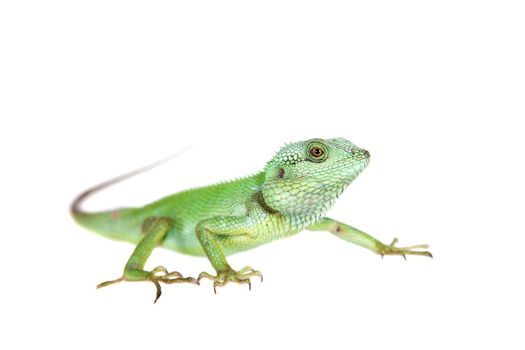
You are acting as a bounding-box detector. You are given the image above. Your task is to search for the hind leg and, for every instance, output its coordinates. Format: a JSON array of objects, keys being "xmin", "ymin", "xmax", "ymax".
[{"xmin": 97, "ymin": 217, "xmax": 198, "ymax": 303}]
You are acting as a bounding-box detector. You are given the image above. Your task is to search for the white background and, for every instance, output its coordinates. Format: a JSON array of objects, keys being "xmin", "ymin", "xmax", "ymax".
[{"xmin": 1, "ymin": 1, "xmax": 524, "ymax": 349}]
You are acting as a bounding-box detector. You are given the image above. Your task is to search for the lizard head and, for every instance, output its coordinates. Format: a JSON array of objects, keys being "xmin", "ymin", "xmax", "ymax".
[{"xmin": 261, "ymin": 138, "xmax": 370, "ymax": 216}]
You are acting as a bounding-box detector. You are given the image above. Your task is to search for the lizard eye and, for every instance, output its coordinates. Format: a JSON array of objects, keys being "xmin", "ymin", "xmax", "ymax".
[
  {"xmin": 307, "ymin": 142, "xmax": 328, "ymax": 162},
  {"xmin": 310, "ymin": 147, "xmax": 324, "ymax": 158}
]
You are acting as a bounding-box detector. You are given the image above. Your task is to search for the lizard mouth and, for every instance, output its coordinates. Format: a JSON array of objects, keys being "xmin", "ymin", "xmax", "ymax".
[{"xmin": 342, "ymin": 150, "xmax": 370, "ymax": 167}]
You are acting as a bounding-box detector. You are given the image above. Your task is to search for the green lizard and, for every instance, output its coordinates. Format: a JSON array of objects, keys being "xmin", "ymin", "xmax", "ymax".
[{"xmin": 71, "ymin": 138, "xmax": 431, "ymax": 302}]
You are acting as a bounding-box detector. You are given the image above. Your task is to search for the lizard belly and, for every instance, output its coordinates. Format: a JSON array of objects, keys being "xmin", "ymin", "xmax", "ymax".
[{"xmin": 161, "ymin": 219, "xmax": 205, "ymax": 257}]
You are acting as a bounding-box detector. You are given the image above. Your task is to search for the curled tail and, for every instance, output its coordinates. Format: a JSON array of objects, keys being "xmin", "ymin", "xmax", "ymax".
[{"xmin": 70, "ymin": 147, "xmax": 190, "ymax": 242}]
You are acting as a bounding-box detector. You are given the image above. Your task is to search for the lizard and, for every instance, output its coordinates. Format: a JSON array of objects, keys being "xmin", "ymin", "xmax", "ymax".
[{"xmin": 71, "ymin": 138, "xmax": 432, "ymax": 302}]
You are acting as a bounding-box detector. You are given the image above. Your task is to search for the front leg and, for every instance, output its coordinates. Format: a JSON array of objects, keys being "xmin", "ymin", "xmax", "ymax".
[
  {"xmin": 308, "ymin": 217, "xmax": 432, "ymax": 259},
  {"xmin": 196, "ymin": 216, "xmax": 263, "ymax": 293}
]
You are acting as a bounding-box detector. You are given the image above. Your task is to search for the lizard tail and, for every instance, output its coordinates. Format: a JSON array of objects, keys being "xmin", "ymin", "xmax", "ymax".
[{"xmin": 70, "ymin": 147, "xmax": 190, "ymax": 242}]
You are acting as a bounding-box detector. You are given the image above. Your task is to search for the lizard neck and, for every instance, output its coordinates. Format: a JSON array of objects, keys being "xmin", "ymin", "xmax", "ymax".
[{"xmin": 262, "ymin": 178, "xmax": 349, "ymax": 217}]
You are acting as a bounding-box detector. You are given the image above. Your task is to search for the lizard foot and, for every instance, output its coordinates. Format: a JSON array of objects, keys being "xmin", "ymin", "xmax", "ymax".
[
  {"xmin": 379, "ymin": 238, "xmax": 433, "ymax": 259},
  {"xmin": 96, "ymin": 265, "xmax": 199, "ymax": 303},
  {"xmin": 197, "ymin": 266, "xmax": 263, "ymax": 294}
]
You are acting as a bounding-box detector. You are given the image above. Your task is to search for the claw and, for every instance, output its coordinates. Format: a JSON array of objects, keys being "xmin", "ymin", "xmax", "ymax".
[
  {"xmin": 198, "ymin": 271, "xmax": 217, "ymax": 283},
  {"xmin": 97, "ymin": 267, "xmax": 198, "ymax": 303},
  {"xmin": 151, "ymin": 265, "xmax": 169, "ymax": 275},
  {"xmin": 198, "ymin": 266, "xmax": 262, "ymax": 293},
  {"xmin": 163, "ymin": 271, "xmax": 183, "ymax": 279},
  {"xmin": 379, "ymin": 238, "xmax": 432, "ymax": 259},
  {"xmin": 152, "ymin": 279, "xmax": 162, "ymax": 304},
  {"xmin": 96, "ymin": 277, "xmax": 123, "ymax": 289}
]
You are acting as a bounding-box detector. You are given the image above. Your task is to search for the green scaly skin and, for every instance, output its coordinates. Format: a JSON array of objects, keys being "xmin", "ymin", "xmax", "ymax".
[{"xmin": 72, "ymin": 138, "xmax": 432, "ymax": 302}]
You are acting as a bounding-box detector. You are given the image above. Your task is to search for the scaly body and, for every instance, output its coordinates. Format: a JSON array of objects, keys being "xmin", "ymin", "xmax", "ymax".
[{"xmin": 72, "ymin": 138, "xmax": 431, "ymax": 302}]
